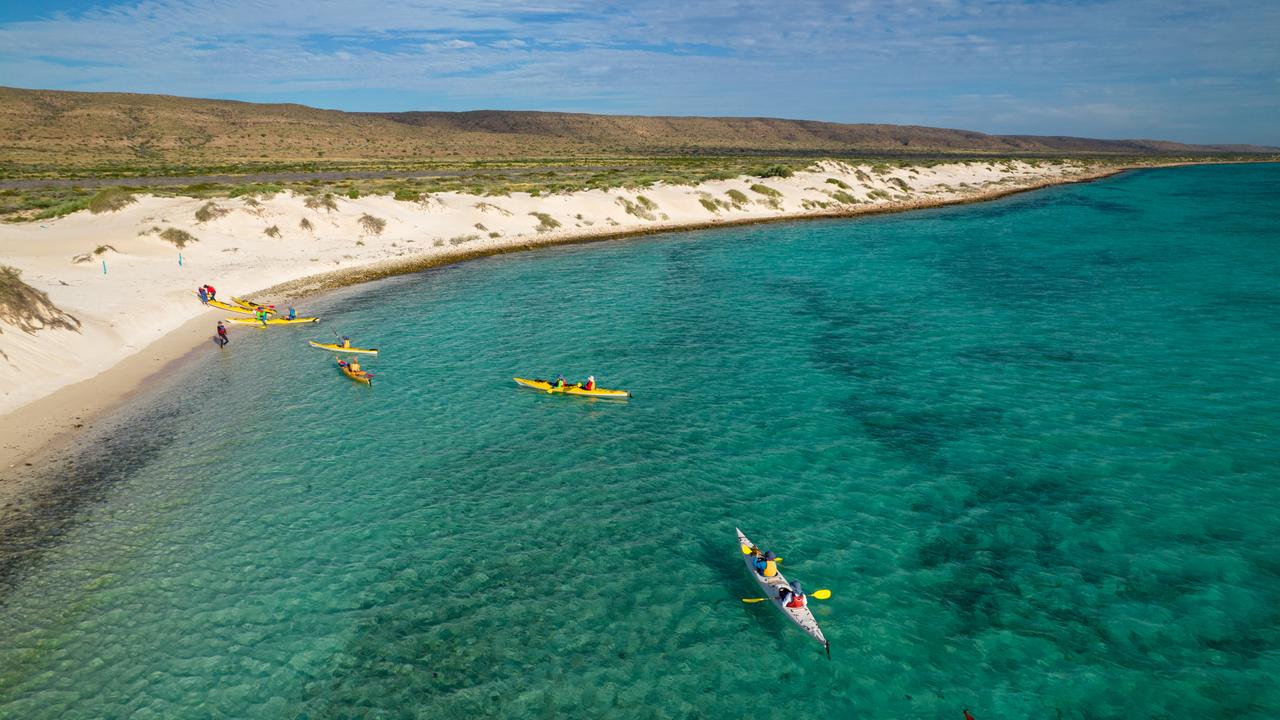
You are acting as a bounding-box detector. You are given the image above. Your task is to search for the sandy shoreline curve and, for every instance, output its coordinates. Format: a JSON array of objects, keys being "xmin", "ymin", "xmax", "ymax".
[{"xmin": 0, "ymin": 158, "xmax": 1239, "ymax": 524}]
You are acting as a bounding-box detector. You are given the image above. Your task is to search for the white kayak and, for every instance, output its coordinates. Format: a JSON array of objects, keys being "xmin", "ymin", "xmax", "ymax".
[{"xmin": 737, "ymin": 527, "xmax": 828, "ymax": 655}]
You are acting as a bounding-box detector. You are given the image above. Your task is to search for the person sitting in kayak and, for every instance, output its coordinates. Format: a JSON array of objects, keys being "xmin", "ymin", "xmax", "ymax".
[
  {"xmin": 583, "ymin": 375, "xmax": 596, "ymax": 391},
  {"xmin": 348, "ymin": 358, "xmax": 362, "ymax": 374},
  {"xmin": 777, "ymin": 581, "xmax": 806, "ymax": 608},
  {"xmin": 341, "ymin": 336, "xmax": 352, "ymax": 349},
  {"xmin": 554, "ymin": 374, "xmax": 567, "ymax": 388},
  {"xmin": 752, "ymin": 550, "xmax": 779, "ymax": 578},
  {"xmin": 256, "ymin": 309, "xmax": 269, "ymax": 326},
  {"xmin": 287, "ymin": 306, "xmax": 297, "ymax": 320}
]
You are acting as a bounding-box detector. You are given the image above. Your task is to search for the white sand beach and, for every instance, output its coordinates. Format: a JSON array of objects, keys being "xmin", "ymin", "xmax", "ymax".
[{"xmin": 0, "ymin": 159, "xmax": 1114, "ymax": 472}]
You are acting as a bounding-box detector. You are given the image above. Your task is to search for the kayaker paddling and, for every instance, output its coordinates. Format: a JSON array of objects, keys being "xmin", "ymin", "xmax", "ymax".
[
  {"xmin": 750, "ymin": 548, "xmax": 779, "ymax": 578},
  {"xmin": 778, "ymin": 581, "xmax": 806, "ymax": 608},
  {"xmin": 736, "ymin": 528, "xmax": 828, "ymax": 657},
  {"xmin": 583, "ymin": 375, "xmax": 596, "ymax": 391}
]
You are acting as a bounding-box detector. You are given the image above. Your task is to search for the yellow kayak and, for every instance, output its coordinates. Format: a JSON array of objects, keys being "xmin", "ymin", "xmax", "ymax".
[
  {"xmin": 514, "ymin": 377, "xmax": 630, "ymax": 399},
  {"xmin": 224, "ymin": 316, "xmax": 319, "ymax": 325},
  {"xmin": 204, "ymin": 298, "xmax": 259, "ymax": 315},
  {"xmin": 338, "ymin": 359, "xmax": 372, "ymax": 385},
  {"xmin": 231, "ymin": 296, "xmax": 277, "ymax": 314},
  {"xmin": 309, "ymin": 340, "xmax": 379, "ymax": 355}
]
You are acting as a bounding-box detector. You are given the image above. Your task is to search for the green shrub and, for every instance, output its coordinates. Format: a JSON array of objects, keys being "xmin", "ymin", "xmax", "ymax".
[
  {"xmin": 749, "ymin": 184, "xmax": 782, "ymax": 198},
  {"xmin": 393, "ymin": 189, "xmax": 421, "ymax": 202},
  {"xmin": 756, "ymin": 164, "xmax": 794, "ymax": 178},
  {"xmin": 87, "ymin": 187, "xmax": 135, "ymax": 214},
  {"xmin": 825, "ymin": 178, "xmax": 851, "ymax": 190},
  {"xmin": 830, "ymin": 191, "xmax": 859, "ymax": 204},
  {"xmin": 725, "ymin": 189, "xmax": 749, "ymax": 206},
  {"xmin": 449, "ymin": 234, "xmax": 481, "ymax": 245},
  {"xmin": 867, "ymin": 189, "xmax": 891, "ymax": 200},
  {"xmin": 299, "ymin": 217, "xmax": 313, "ymax": 231},
  {"xmin": 264, "ymin": 225, "xmax": 282, "ymax": 238},
  {"xmin": 346, "ymin": 188, "xmax": 360, "ymax": 199},
  {"xmin": 699, "ymin": 197, "xmax": 719, "ymax": 213}
]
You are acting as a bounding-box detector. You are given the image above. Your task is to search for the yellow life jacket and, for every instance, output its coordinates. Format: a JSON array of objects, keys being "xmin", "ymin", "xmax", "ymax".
[{"xmin": 763, "ymin": 560, "xmax": 778, "ymax": 577}]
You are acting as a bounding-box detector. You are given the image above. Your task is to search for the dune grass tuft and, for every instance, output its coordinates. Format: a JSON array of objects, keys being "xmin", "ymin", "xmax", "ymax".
[
  {"xmin": 0, "ymin": 265, "xmax": 81, "ymax": 334},
  {"xmin": 358, "ymin": 214, "xmax": 386, "ymax": 235},
  {"xmin": 264, "ymin": 225, "xmax": 282, "ymax": 238},
  {"xmin": 159, "ymin": 228, "xmax": 197, "ymax": 248},
  {"xmin": 530, "ymin": 212, "xmax": 561, "ymax": 232},
  {"xmin": 194, "ymin": 201, "xmax": 229, "ymax": 223}
]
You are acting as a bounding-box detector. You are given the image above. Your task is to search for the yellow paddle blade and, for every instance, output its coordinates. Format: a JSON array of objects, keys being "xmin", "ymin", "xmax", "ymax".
[
  {"xmin": 740, "ymin": 544, "xmax": 754, "ymax": 555},
  {"xmin": 812, "ymin": 589, "xmax": 831, "ymax": 600},
  {"xmin": 741, "ymin": 597, "xmax": 768, "ymax": 603}
]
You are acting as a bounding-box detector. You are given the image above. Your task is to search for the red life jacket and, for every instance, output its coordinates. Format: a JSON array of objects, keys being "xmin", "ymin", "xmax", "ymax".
[
  {"xmin": 785, "ymin": 593, "xmax": 806, "ymax": 609},
  {"xmin": 585, "ymin": 380, "xmax": 596, "ymax": 390}
]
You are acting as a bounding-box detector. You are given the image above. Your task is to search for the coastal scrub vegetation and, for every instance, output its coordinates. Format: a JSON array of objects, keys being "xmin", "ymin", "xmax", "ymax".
[
  {"xmin": 725, "ymin": 189, "xmax": 749, "ymax": 207},
  {"xmin": 750, "ymin": 183, "xmax": 783, "ymax": 209},
  {"xmin": 194, "ymin": 201, "xmax": 229, "ymax": 223},
  {"xmin": 264, "ymin": 225, "xmax": 282, "ymax": 238},
  {"xmin": 304, "ymin": 193, "xmax": 338, "ymax": 212},
  {"xmin": 755, "ymin": 164, "xmax": 794, "ymax": 178},
  {"xmin": 87, "ymin": 187, "xmax": 135, "ymax": 214},
  {"xmin": 616, "ymin": 196, "xmax": 658, "ymax": 221},
  {"xmin": 299, "ymin": 217, "xmax": 313, "ymax": 232},
  {"xmin": 358, "ymin": 214, "xmax": 386, "ymax": 235},
  {"xmin": 530, "ymin": 212, "xmax": 561, "ymax": 232},
  {"xmin": 159, "ymin": 228, "xmax": 197, "ymax": 248},
  {"xmin": 825, "ymin": 178, "xmax": 852, "ymax": 190},
  {"xmin": 0, "ymin": 265, "xmax": 81, "ymax": 334}
]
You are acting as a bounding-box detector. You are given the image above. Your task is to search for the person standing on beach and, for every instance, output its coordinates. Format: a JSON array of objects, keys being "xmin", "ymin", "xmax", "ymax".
[
  {"xmin": 204, "ymin": 284, "xmax": 217, "ymax": 301},
  {"xmin": 197, "ymin": 286, "xmax": 208, "ymax": 304},
  {"xmin": 216, "ymin": 321, "xmax": 229, "ymax": 347}
]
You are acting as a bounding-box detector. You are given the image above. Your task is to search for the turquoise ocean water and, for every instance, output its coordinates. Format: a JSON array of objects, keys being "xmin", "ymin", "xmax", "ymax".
[{"xmin": 1, "ymin": 164, "xmax": 1278, "ymax": 718}]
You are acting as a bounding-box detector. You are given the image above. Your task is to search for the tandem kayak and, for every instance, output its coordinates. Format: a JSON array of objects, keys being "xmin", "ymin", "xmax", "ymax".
[
  {"xmin": 737, "ymin": 527, "xmax": 828, "ymax": 654},
  {"xmin": 337, "ymin": 360, "xmax": 372, "ymax": 385},
  {"xmin": 513, "ymin": 377, "xmax": 630, "ymax": 399},
  {"xmin": 230, "ymin": 296, "xmax": 276, "ymax": 314},
  {"xmin": 309, "ymin": 340, "xmax": 379, "ymax": 355},
  {"xmin": 224, "ymin": 316, "xmax": 319, "ymax": 325}
]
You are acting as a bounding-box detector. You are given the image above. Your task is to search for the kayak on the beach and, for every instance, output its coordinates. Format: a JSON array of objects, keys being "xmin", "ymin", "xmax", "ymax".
[
  {"xmin": 224, "ymin": 316, "xmax": 319, "ymax": 325},
  {"xmin": 737, "ymin": 527, "xmax": 828, "ymax": 655},
  {"xmin": 513, "ymin": 377, "xmax": 630, "ymax": 399},
  {"xmin": 337, "ymin": 359, "xmax": 372, "ymax": 385},
  {"xmin": 202, "ymin": 298, "xmax": 260, "ymax": 315},
  {"xmin": 309, "ymin": 340, "xmax": 379, "ymax": 355},
  {"xmin": 230, "ymin": 296, "xmax": 277, "ymax": 314}
]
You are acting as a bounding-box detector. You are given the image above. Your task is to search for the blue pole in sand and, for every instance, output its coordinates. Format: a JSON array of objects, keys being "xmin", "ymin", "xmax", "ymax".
[
  {"xmin": 102, "ymin": 260, "xmax": 107, "ymax": 275},
  {"xmin": 179, "ymin": 252, "xmax": 183, "ymax": 267}
]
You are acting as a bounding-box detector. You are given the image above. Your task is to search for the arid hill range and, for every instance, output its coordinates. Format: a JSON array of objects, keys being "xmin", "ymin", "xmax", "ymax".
[{"xmin": 1, "ymin": 86, "xmax": 1274, "ymax": 172}]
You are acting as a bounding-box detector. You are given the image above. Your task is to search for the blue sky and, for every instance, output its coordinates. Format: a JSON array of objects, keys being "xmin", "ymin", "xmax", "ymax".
[{"xmin": 1, "ymin": 0, "xmax": 1276, "ymax": 145}]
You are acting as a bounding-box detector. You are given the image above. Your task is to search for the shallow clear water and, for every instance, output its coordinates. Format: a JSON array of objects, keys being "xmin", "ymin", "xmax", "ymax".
[{"xmin": 2, "ymin": 164, "xmax": 1278, "ymax": 718}]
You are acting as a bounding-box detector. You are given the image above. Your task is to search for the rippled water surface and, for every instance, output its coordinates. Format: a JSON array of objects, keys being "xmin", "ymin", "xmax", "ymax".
[{"xmin": 2, "ymin": 164, "xmax": 1278, "ymax": 718}]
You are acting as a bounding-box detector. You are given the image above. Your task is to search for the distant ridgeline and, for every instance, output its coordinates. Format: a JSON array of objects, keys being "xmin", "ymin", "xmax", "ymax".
[{"xmin": 0, "ymin": 86, "xmax": 1275, "ymax": 171}]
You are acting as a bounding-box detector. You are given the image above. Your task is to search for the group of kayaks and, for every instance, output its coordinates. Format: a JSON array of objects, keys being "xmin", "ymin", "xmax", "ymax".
[
  {"xmin": 214, "ymin": 296, "xmax": 320, "ymax": 325},
  {"xmin": 203, "ymin": 293, "xmax": 828, "ymax": 655}
]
